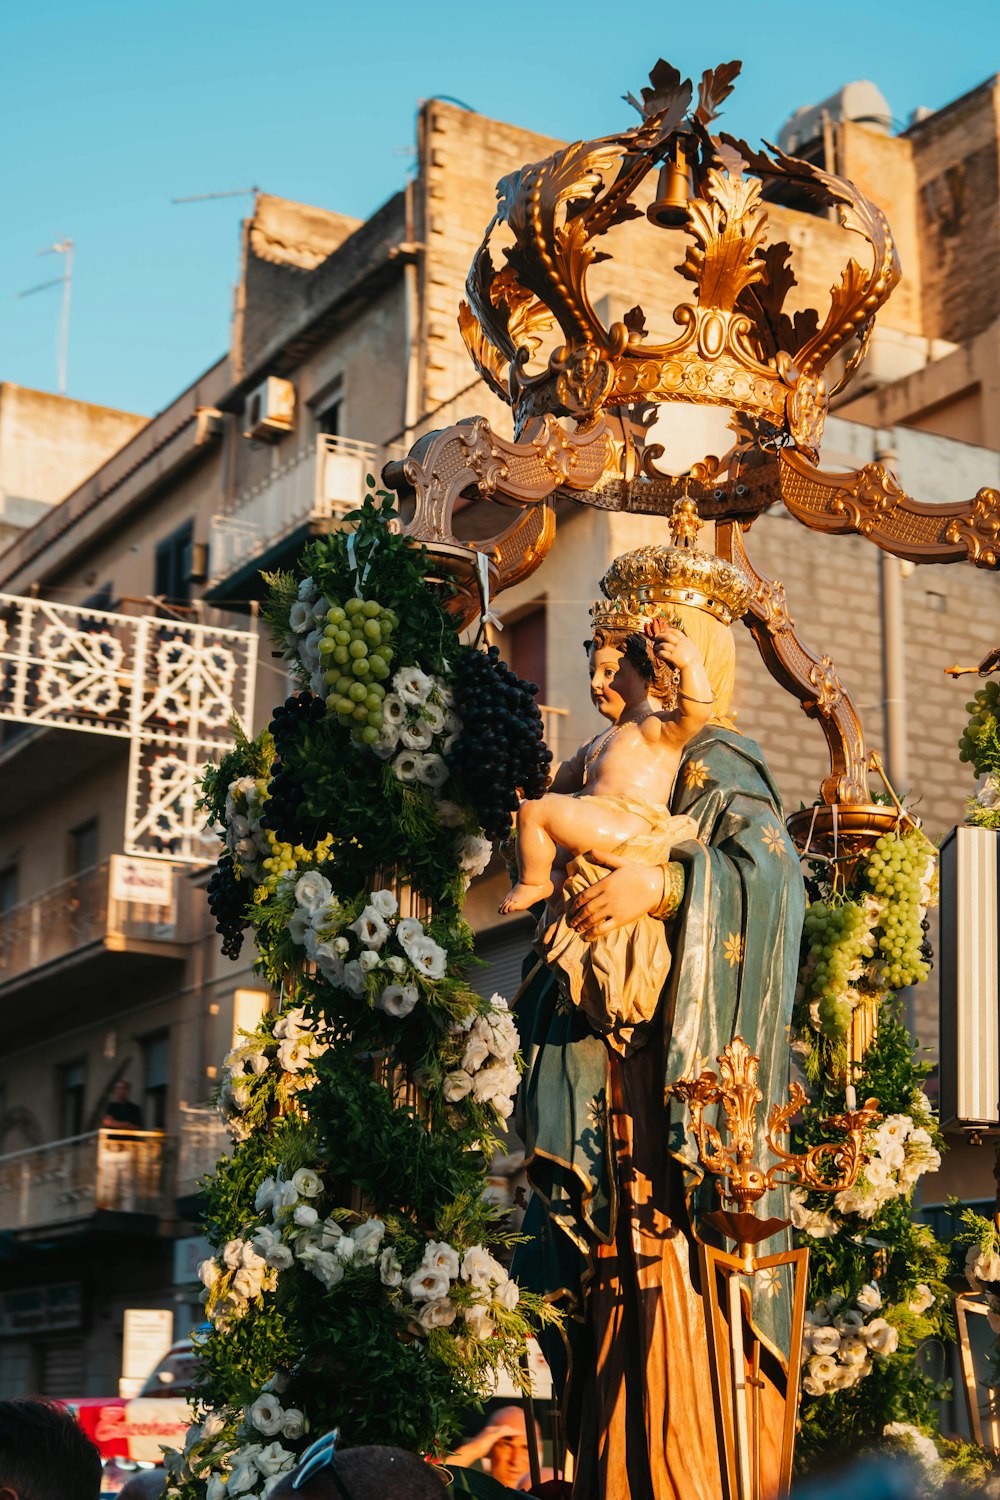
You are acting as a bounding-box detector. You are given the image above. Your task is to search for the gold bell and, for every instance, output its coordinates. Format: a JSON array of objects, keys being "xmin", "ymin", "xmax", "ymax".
[{"xmin": 647, "ymin": 136, "xmax": 693, "ymax": 229}]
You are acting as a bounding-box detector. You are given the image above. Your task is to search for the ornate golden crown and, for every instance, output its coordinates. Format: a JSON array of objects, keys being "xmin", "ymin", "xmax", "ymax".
[
  {"xmin": 591, "ymin": 499, "xmax": 754, "ymax": 629},
  {"xmin": 459, "ymin": 58, "xmax": 899, "ymax": 454}
]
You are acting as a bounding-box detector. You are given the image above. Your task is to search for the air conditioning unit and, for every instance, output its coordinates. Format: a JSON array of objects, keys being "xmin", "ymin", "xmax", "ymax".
[{"xmin": 243, "ymin": 377, "xmax": 295, "ymax": 442}]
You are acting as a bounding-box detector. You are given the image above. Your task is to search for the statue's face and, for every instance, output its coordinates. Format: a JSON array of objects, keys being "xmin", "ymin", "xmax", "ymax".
[{"xmin": 589, "ymin": 642, "xmax": 638, "ymax": 721}]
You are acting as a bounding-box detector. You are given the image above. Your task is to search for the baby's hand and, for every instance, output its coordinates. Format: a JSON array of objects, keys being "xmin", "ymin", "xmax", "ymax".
[{"xmin": 645, "ymin": 620, "xmax": 701, "ymax": 669}]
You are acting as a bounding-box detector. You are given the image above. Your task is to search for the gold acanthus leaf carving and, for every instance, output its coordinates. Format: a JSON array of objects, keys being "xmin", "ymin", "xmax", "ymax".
[
  {"xmin": 945, "ymin": 489, "xmax": 1000, "ymax": 568},
  {"xmin": 680, "ymin": 147, "xmax": 769, "ymax": 311}
]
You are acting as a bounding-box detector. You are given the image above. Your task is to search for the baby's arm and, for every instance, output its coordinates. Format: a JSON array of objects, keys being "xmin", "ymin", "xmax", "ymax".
[
  {"xmin": 645, "ymin": 621, "xmax": 714, "ymax": 741},
  {"xmin": 548, "ymin": 739, "xmax": 588, "ymax": 793}
]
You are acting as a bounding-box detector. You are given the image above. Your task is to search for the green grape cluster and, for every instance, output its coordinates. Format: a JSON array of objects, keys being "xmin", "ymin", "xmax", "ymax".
[
  {"xmin": 801, "ymin": 899, "xmax": 876, "ymax": 1035},
  {"xmin": 958, "ymin": 679, "xmax": 1000, "ymax": 778},
  {"xmin": 318, "ymin": 597, "xmax": 398, "ymax": 745},
  {"xmin": 864, "ymin": 829, "xmax": 931, "ymax": 991}
]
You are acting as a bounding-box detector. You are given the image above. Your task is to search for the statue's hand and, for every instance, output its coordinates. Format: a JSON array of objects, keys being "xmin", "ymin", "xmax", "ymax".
[{"xmin": 565, "ymin": 851, "xmax": 664, "ymax": 940}]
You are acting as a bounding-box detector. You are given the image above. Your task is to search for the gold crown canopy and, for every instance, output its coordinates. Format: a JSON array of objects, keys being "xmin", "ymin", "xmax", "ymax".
[
  {"xmin": 591, "ymin": 499, "xmax": 754, "ymax": 630},
  {"xmin": 459, "ymin": 58, "xmax": 900, "ymax": 454}
]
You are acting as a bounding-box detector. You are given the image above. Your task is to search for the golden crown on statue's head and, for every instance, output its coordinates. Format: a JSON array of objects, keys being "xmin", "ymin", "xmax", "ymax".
[
  {"xmin": 459, "ymin": 59, "xmax": 900, "ymax": 455},
  {"xmin": 591, "ymin": 498, "xmax": 754, "ymax": 630}
]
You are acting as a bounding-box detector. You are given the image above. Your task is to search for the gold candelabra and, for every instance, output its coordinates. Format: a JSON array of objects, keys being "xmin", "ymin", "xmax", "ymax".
[{"xmin": 668, "ymin": 1037, "xmax": 878, "ymax": 1500}]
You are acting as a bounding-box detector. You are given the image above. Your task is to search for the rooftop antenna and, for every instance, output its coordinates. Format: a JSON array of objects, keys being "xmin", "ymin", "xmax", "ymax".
[
  {"xmin": 18, "ymin": 239, "xmax": 74, "ymax": 396},
  {"xmin": 171, "ymin": 187, "xmax": 259, "ymax": 204}
]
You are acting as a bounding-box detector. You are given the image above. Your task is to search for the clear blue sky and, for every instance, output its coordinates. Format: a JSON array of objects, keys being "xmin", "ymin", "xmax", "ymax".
[{"xmin": 1, "ymin": 0, "xmax": 995, "ymax": 417}]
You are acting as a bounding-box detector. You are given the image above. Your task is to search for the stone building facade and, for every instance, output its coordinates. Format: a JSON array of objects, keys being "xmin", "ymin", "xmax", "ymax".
[{"xmin": 0, "ymin": 73, "xmax": 998, "ymax": 1397}]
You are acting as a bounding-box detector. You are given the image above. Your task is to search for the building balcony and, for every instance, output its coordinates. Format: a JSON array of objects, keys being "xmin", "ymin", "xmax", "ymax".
[
  {"xmin": 0, "ymin": 857, "xmax": 187, "ymax": 1032},
  {"xmin": 0, "ymin": 1129, "xmax": 168, "ymax": 1237},
  {"xmin": 207, "ymin": 434, "xmax": 392, "ymax": 600},
  {"xmin": 175, "ymin": 1105, "xmax": 231, "ymax": 1200}
]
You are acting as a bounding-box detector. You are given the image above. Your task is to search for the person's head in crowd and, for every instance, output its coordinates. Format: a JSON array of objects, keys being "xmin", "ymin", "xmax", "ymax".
[
  {"xmin": 269, "ymin": 1442, "xmax": 446, "ymax": 1499},
  {"xmin": 478, "ymin": 1406, "xmax": 535, "ymax": 1489},
  {"xmin": 0, "ymin": 1398, "xmax": 102, "ymax": 1500},
  {"xmin": 116, "ymin": 1472, "xmax": 167, "ymax": 1499}
]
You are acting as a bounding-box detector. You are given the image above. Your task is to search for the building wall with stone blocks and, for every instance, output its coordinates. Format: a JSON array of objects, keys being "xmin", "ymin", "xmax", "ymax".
[
  {"xmin": 908, "ymin": 78, "xmax": 1000, "ymax": 345},
  {"xmin": 0, "ymin": 383, "xmax": 147, "ymax": 545}
]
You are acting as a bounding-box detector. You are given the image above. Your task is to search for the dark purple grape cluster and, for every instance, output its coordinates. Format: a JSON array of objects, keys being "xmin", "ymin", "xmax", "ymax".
[
  {"xmin": 263, "ymin": 693, "xmax": 326, "ymax": 844},
  {"xmin": 269, "ymin": 691, "xmax": 326, "ymax": 752},
  {"xmin": 446, "ymin": 645, "xmax": 551, "ymax": 842},
  {"xmin": 207, "ymin": 856, "xmax": 250, "ymax": 960}
]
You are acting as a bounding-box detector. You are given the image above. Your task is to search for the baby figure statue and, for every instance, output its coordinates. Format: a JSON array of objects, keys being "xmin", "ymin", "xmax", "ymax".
[{"xmin": 499, "ymin": 616, "xmax": 712, "ymax": 916}]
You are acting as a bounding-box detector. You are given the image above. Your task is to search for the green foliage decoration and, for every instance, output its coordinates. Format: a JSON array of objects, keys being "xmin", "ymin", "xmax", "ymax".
[{"xmin": 165, "ymin": 493, "xmax": 558, "ymax": 1500}]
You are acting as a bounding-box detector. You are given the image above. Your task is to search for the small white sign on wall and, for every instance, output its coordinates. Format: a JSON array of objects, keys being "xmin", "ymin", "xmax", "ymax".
[
  {"xmin": 110, "ymin": 855, "xmax": 175, "ymax": 909},
  {"xmin": 120, "ymin": 1307, "xmax": 174, "ymax": 1398}
]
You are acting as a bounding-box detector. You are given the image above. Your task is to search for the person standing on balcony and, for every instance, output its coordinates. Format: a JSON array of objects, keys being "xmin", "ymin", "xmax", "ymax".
[{"xmin": 99, "ymin": 1080, "xmax": 145, "ymax": 1213}]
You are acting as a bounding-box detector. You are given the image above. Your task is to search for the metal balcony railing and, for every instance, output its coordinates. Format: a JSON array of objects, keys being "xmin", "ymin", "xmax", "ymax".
[
  {"xmin": 175, "ymin": 1105, "xmax": 230, "ymax": 1196},
  {"xmin": 208, "ymin": 434, "xmax": 385, "ymax": 588},
  {"xmin": 538, "ymin": 703, "xmax": 569, "ymax": 763},
  {"xmin": 0, "ymin": 1129, "xmax": 167, "ymax": 1232},
  {"xmin": 0, "ymin": 857, "xmax": 182, "ymax": 990}
]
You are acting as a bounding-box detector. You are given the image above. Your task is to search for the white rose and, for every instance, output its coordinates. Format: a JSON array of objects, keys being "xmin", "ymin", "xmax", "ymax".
[
  {"xmin": 232, "ymin": 1267, "xmax": 263, "ymax": 1301},
  {"xmin": 443, "ymin": 1069, "xmax": 474, "ymax": 1102},
  {"xmin": 835, "ymin": 1310, "xmax": 865, "ymax": 1332},
  {"xmin": 226, "ymin": 1463, "xmax": 259, "ymax": 1496},
  {"xmin": 288, "ymin": 910, "xmax": 312, "ymax": 946},
  {"xmin": 863, "ymin": 1318, "xmax": 899, "ymax": 1357},
  {"xmin": 206, "ymin": 1475, "xmax": 228, "ymax": 1500},
  {"xmin": 972, "ymin": 1246, "xmax": 1000, "ymax": 1286},
  {"xmin": 808, "ymin": 1326, "xmax": 842, "ymax": 1357},
  {"xmin": 289, "ymin": 601, "xmax": 311, "ymax": 633},
  {"xmin": 222, "ymin": 1239, "xmax": 245, "ymax": 1270},
  {"xmin": 293, "ymin": 871, "xmax": 333, "ymax": 914},
  {"xmin": 380, "ymin": 1248, "xmax": 403, "ymax": 1287},
  {"xmin": 463, "ymin": 1303, "xmax": 495, "ymax": 1340},
  {"xmin": 292, "ymin": 1168, "xmax": 323, "ymax": 1198},
  {"xmin": 393, "ymin": 666, "xmax": 434, "ymax": 706},
  {"xmin": 457, "ymin": 835, "xmax": 492, "ymax": 876},
  {"xmin": 351, "ymin": 907, "xmax": 390, "ymax": 949},
  {"xmin": 462, "ymin": 1028, "xmax": 491, "ymax": 1073},
  {"xmin": 280, "ymin": 1409, "xmax": 305, "ymax": 1441},
  {"xmin": 301, "ymin": 1249, "xmax": 344, "ymax": 1289},
  {"xmin": 395, "ymin": 917, "xmax": 424, "ymax": 950},
  {"xmin": 342, "ymin": 960, "xmax": 367, "ymax": 997},
  {"xmin": 372, "ymin": 724, "xmax": 400, "ymax": 760},
  {"xmin": 400, "ymin": 718, "xmax": 434, "ymax": 750},
  {"xmin": 840, "ymin": 1338, "xmax": 869, "ymax": 1366},
  {"xmin": 199, "ymin": 1257, "xmax": 221, "ymax": 1289},
  {"xmin": 407, "ymin": 935, "xmax": 447, "ymax": 980},
  {"xmin": 379, "ymin": 984, "xmax": 419, "ymax": 1018},
  {"xmin": 422, "ymin": 1241, "xmax": 460, "ymax": 1279},
  {"xmin": 385, "ymin": 954, "xmax": 406, "ymax": 975},
  {"xmin": 496, "ymin": 1277, "xmax": 519, "ymax": 1311},
  {"xmin": 415, "ymin": 753, "xmax": 450, "ymax": 790},
  {"xmin": 266, "ymin": 1244, "xmax": 294, "ymax": 1271},
  {"xmin": 357, "ymin": 950, "xmax": 380, "ymax": 974},
  {"xmin": 382, "ymin": 693, "xmax": 407, "ymax": 726},
  {"xmin": 249, "ymin": 1393, "xmax": 284, "ymax": 1436},
  {"xmin": 276, "ymin": 1037, "xmax": 315, "ymax": 1073},
  {"xmin": 392, "ymin": 750, "xmax": 421, "ymax": 782},
  {"xmin": 272, "ymin": 1008, "xmax": 309, "ymax": 1041},
  {"xmin": 908, "ymin": 1284, "xmax": 935, "ymax": 1315},
  {"xmin": 806, "ymin": 1353, "xmax": 838, "ymax": 1388},
  {"xmin": 856, "ymin": 1283, "xmax": 882, "ymax": 1313},
  {"xmin": 461, "ymin": 1246, "xmax": 504, "ymax": 1290},
  {"xmin": 422, "ymin": 701, "xmax": 446, "ymax": 733},
  {"xmin": 293, "ymin": 1204, "xmax": 319, "ymax": 1228},
  {"xmin": 270, "ymin": 1180, "xmax": 299, "ymax": 1219},
  {"xmin": 352, "ymin": 1218, "xmax": 386, "ymax": 1250},
  {"xmin": 253, "ymin": 1176, "xmax": 278, "ymax": 1214},
  {"xmin": 407, "ymin": 1267, "xmax": 451, "ymax": 1302},
  {"xmin": 369, "ymin": 889, "xmax": 399, "ymax": 919},
  {"xmin": 255, "ymin": 1441, "xmax": 296, "ymax": 1477},
  {"xmin": 417, "ymin": 1297, "xmax": 457, "ymax": 1330}
]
